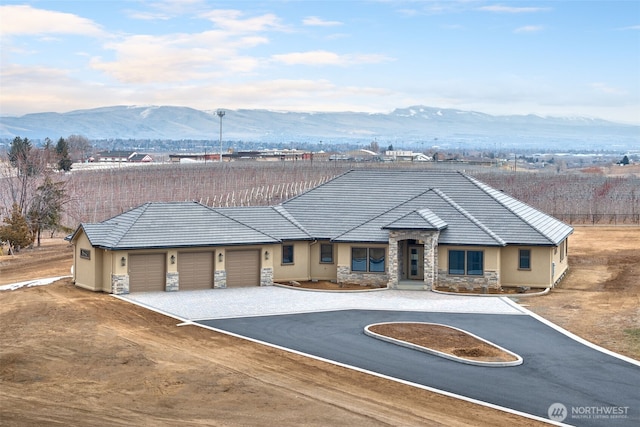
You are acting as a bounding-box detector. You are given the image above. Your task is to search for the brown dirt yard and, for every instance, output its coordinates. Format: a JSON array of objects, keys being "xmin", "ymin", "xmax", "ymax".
[{"xmin": 1, "ymin": 226, "xmax": 638, "ymax": 426}]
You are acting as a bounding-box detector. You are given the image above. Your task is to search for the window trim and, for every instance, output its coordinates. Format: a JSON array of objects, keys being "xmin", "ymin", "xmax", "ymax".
[
  {"xmin": 518, "ymin": 249, "xmax": 531, "ymax": 270},
  {"xmin": 351, "ymin": 247, "xmax": 386, "ymax": 273},
  {"xmin": 282, "ymin": 244, "xmax": 294, "ymax": 265},
  {"xmin": 79, "ymin": 248, "xmax": 91, "ymax": 260},
  {"xmin": 320, "ymin": 243, "xmax": 334, "ymax": 264},
  {"xmin": 447, "ymin": 249, "xmax": 484, "ymax": 276}
]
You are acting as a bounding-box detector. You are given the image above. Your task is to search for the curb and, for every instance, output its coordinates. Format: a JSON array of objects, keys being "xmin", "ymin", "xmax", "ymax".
[{"xmin": 364, "ymin": 321, "xmax": 523, "ymax": 367}]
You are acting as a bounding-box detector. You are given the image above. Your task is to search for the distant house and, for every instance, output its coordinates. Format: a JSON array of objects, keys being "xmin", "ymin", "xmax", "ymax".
[
  {"xmin": 69, "ymin": 170, "xmax": 572, "ymax": 294},
  {"xmin": 97, "ymin": 151, "xmax": 152, "ymax": 163}
]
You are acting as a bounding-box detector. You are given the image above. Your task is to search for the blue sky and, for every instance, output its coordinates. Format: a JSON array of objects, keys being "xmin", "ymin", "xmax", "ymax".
[{"xmin": 1, "ymin": 1, "xmax": 639, "ymax": 124}]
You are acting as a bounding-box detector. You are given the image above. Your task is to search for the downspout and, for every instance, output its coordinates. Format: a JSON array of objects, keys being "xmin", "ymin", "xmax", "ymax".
[{"xmin": 309, "ymin": 240, "xmax": 318, "ymax": 280}]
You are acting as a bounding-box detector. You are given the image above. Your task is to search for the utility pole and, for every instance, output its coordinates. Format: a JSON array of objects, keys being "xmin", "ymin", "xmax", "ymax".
[{"xmin": 217, "ymin": 110, "xmax": 225, "ymax": 163}]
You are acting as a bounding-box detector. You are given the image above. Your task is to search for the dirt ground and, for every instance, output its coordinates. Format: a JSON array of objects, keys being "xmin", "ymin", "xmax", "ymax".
[
  {"xmin": 368, "ymin": 323, "xmax": 518, "ymax": 363},
  {"xmin": 0, "ymin": 226, "xmax": 638, "ymax": 426}
]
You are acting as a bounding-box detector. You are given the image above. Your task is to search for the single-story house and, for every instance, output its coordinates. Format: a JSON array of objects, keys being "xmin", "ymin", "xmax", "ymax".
[{"xmin": 69, "ymin": 170, "xmax": 573, "ymax": 294}]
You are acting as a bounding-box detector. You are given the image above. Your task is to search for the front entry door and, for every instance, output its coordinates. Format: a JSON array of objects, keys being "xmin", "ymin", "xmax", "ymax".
[{"xmin": 408, "ymin": 246, "xmax": 424, "ymax": 280}]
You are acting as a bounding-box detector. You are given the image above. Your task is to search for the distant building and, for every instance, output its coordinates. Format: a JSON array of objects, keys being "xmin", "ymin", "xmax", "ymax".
[{"xmin": 97, "ymin": 151, "xmax": 153, "ymax": 163}]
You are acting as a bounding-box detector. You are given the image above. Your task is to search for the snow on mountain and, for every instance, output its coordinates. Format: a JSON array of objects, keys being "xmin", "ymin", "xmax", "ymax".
[{"xmin": 0, "ymin": 105, "xmax": 637, "ymax": 150}]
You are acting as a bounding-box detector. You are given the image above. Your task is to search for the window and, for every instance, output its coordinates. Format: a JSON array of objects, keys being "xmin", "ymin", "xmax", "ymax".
[
  {"xmin": 282, "ymin": 245, "xmax": 294, "ymax": 264},
  {"xmin": 467, "ymin": 251, "xmax": 484, "ymax": 275},
  {"xmin": 351, "ymin": 247, "xmax": 385, "ymax": 273},
  {"xmin": 320, "ymin": 244, "xmax": 333, "ymax": 263},
  {"xmin": 448, "ymin": 250, "xmax": 484, "ymax": 276},
  {"xmin": 519, "ymin": 249, "xmax": 531, "ymax": 270},
  {"xmin": 80, "ymin": 248, "xmax": 91, "ymax": 260},
  {"xmin": 448, "ymin": 250, "xmax": 465, "ymax": 275},
  {"xmin": 369, "ymin": 248, "xmax": 385, "ymax": 272}
]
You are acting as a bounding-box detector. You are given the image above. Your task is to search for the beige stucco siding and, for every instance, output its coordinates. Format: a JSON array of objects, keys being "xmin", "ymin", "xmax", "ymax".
[
  {"xmin": 309, "ymin": 241, "xmax": 338, "ymax": 281},
  {"xmin": 272, "ymin": 242, "xmax": 310, "ymax": 282},
  {"xmin": 73, "ymin": 232, "xmax": 102, "ymax": 291},
  {"xmin": 501, "ymin": 246, "xmax": 554, "ymax": 288},
  {"xmin": 551, "ymin": 238, "xmax": 569, "ymax": 284}
]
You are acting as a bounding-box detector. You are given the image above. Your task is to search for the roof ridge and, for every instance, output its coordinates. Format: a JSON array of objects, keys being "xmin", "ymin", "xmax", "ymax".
[
  {"xmin": 431, "ymin": 188, "xmax": 506, "ymax": 246},
  {"xmin": 212, "ymin": 206, "xmax": 283, "ymax": 242},
  {"xmin": 462, "ymin": 174, "xmax": 555, "ymax": 244},
  {"xmin": 109, "ymin": 202, "xmax": 152, "ymax": 247},
  {"xmin": 332, "ymin": 188, "xmax": 436, "ymax": 240},
  {"xmin": 272, "ymin": 205, "xmax": 313, "ymax": 239}
]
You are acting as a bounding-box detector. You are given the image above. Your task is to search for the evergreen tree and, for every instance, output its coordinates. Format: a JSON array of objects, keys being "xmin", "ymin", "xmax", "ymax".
[
  {"xmin": 0, "ymin": 203, "xmax": 33, "ymax": 254},
  {"xmin": 28, "ymin": 177, "xmax": 67, "ymax": 246},
  {"xmin": 55, "ymin": 137, "xmax": 73, "ymax": 172}
]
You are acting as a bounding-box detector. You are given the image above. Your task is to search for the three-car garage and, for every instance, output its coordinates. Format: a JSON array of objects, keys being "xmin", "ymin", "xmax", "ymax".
[{"xmin": 127, "ymin": 250, "xmax": 261, "ymax": 292}]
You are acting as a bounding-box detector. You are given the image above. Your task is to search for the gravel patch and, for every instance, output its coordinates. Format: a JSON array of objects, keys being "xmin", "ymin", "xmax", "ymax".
[{"xmin": 120, "ymin": 287, "xmax": 525, "ymax": 320}]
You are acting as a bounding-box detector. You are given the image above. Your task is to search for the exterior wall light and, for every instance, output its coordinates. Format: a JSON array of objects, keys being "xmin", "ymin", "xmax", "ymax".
[
  {"xmin": 265, "ymin": 251, "xmax": 269, "ymax": 260},
  {"xmin": 218, "ymin": 252, "xmax": 223, "ymax": 262},
  {"xmin": 170, "ymin": 255, "xmax": 176, "ymax": 264},
  {"xmin": 121, "ymin": 256, "xmax": 126, "ymax": 267}
]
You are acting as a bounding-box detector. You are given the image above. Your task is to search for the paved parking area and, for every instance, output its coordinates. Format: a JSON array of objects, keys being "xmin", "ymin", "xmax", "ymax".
[{"xmin": 120, "ymin": 286, "xmax": 526, "ymax": 320}]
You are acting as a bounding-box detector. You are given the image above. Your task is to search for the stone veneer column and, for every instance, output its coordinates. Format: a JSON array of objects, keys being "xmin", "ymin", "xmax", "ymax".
[
  {"xmin": 214, "ymin": 270, "xmax": 227, "ymax": 288},
  {"xmin": 387, "ymin": 235, "xmax": 400, "ymax": 288},
  {"xmin": 166, "ymin": 272, "xmax": 179, "ymax": 291},
  {"xmin": 387, "ymin": 230, "xmax": 440, "ymax": 290},
  {"xmin": 261, "ymin": 267, "xmax": 274, "ymax": 286},
  {"xmin": 111, "ymin": 274, "xmax": 129, "ymax": 294},
  {"xmin": 422, "ymin": 231, "xmax": 440, "ymax": 290}
]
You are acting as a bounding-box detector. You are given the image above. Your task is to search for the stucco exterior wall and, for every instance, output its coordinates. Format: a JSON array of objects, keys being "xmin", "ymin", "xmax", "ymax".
[
  {"xmin": 73, "ymin": 232, "xmax": 102, "ymax": 291},
  {"xmin": 272, "ymin": 241, "xmax": 310, "ymax": 282},
  {"xmin": 309, "ymin": 241, "xmax": 338, "ymax": 281},
  {"xmin": 500, "ymin": 245, "xmax": 555, "ymax": 288}
]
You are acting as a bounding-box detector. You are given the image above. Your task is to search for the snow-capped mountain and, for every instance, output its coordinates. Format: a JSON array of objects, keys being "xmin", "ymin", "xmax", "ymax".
[{"xmin": 1, "ymin": 105, "xmax": 637, "ymax": 150}]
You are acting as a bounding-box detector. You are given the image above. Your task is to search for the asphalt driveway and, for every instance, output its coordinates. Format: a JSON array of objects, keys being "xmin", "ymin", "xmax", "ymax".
[{"xmin": 122, "ymin": 288, "xmax": 640, "ymax": 426}]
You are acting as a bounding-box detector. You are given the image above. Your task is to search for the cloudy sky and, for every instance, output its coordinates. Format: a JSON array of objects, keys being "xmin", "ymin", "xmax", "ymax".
[{"xmin": 1, "ymin": 0, "xmax": 639, "ymax": 124}]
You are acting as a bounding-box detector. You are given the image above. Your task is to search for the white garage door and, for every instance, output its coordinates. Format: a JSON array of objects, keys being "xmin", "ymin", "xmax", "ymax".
[
  {"xmin": 226, "ymin": 250, "xmax": 260, "ymax": 287},
  {"xmin": 129, "ymin": 253, "xmax": 166, "ymax": 292},
  {"xmin": 178, "ymin": 252, "xmax": 214, "ymax": 290}
]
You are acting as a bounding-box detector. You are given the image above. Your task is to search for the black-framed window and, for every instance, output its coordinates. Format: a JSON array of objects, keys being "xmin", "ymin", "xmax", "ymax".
[
  {"xmin": 80, "ymin": 248, "xmax": 91, "ymax": 260},
  {"xmin": 519, "ymin": 249, "xmax": 531, "ymax": 270},
  {"xmin": 282, "ymin": 244, "xmax": 294, "ymax": 264},
  {"xmin": 448, "ymin": 250, "xmax": 483, "ymax": 276},
  {"xmin": 351, "ymin": 247, "xmax": 385, "ymax": 273},
  {"xmin": 320, "ymin": 244, "xmax": 333, "ymax": 263}
]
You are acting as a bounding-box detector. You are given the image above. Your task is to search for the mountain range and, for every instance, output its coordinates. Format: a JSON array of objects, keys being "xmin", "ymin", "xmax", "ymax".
[{"xmin": 1, "ymin": 105, "xmax": 638, "ymax": 151}]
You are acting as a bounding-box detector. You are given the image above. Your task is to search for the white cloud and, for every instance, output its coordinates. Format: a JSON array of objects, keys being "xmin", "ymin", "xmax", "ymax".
[
  {"xmin": 200, "ymin": 9, "xmax": 287, "ymax": 34},
  {"xmin": 302, "ymin": 16, "xmax": 343, "ymax": 27},
  {"xmin": 514, "ymin": 25, "xmax": 544, "ymax": 33},
  {"xmin": 271, "ymin": 50, "xmax": 392, "ymax": 66},
  {"xmin": 478, "ymin": 5, "xmax": 550, "ymax": 14},
  {"xmin": 0, "ymin": 5, "xmax": 106, "ymax": 37}
]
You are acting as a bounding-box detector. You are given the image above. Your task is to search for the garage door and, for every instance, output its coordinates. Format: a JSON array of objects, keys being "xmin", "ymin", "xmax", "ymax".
[
  {"xmin": 178, "ymin": 252, "xmax": 214, "ymax": 290},
  {"xmin": 129, "ymin": 253, "xmax": 166, "ymax": 292},
  {"xmin": 226, "ymin": 250, "xmax": 260, "ymax": 287}
]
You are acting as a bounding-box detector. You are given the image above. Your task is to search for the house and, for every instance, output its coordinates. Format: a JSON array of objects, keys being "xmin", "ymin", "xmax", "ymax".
[
  {"xmin": 97, "ymin": 151, "xmax": 152, "ymax": 163},
  {"xmin": 69, "ymin": 170, "xmax": 573, "ymax": 294}
]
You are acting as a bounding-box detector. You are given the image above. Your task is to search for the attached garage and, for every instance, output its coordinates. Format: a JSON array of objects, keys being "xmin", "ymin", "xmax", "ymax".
[
  {"xmin": 178, "ymin": 251, "xmax": 214, "ymax": 290},
  {"xmin": 129, "ymin": 253, "xmax": 166, "ymax": 292},
  {"xmin": 226, "ymin": 250, "xmax": 261, "ymax": 287}
]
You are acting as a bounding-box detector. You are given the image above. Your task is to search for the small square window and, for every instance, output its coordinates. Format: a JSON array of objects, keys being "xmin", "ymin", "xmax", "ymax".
[
  {"xmin": 80, "ymin": 248, "xmax": 91, "ymax": 260},
  {"xmin": 320, "ymin": 244, "xmax": 333, "ymax": 263},
  {"xmin": 282, "ymin": 245, "xmax": 294, "ymax": 264}
]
